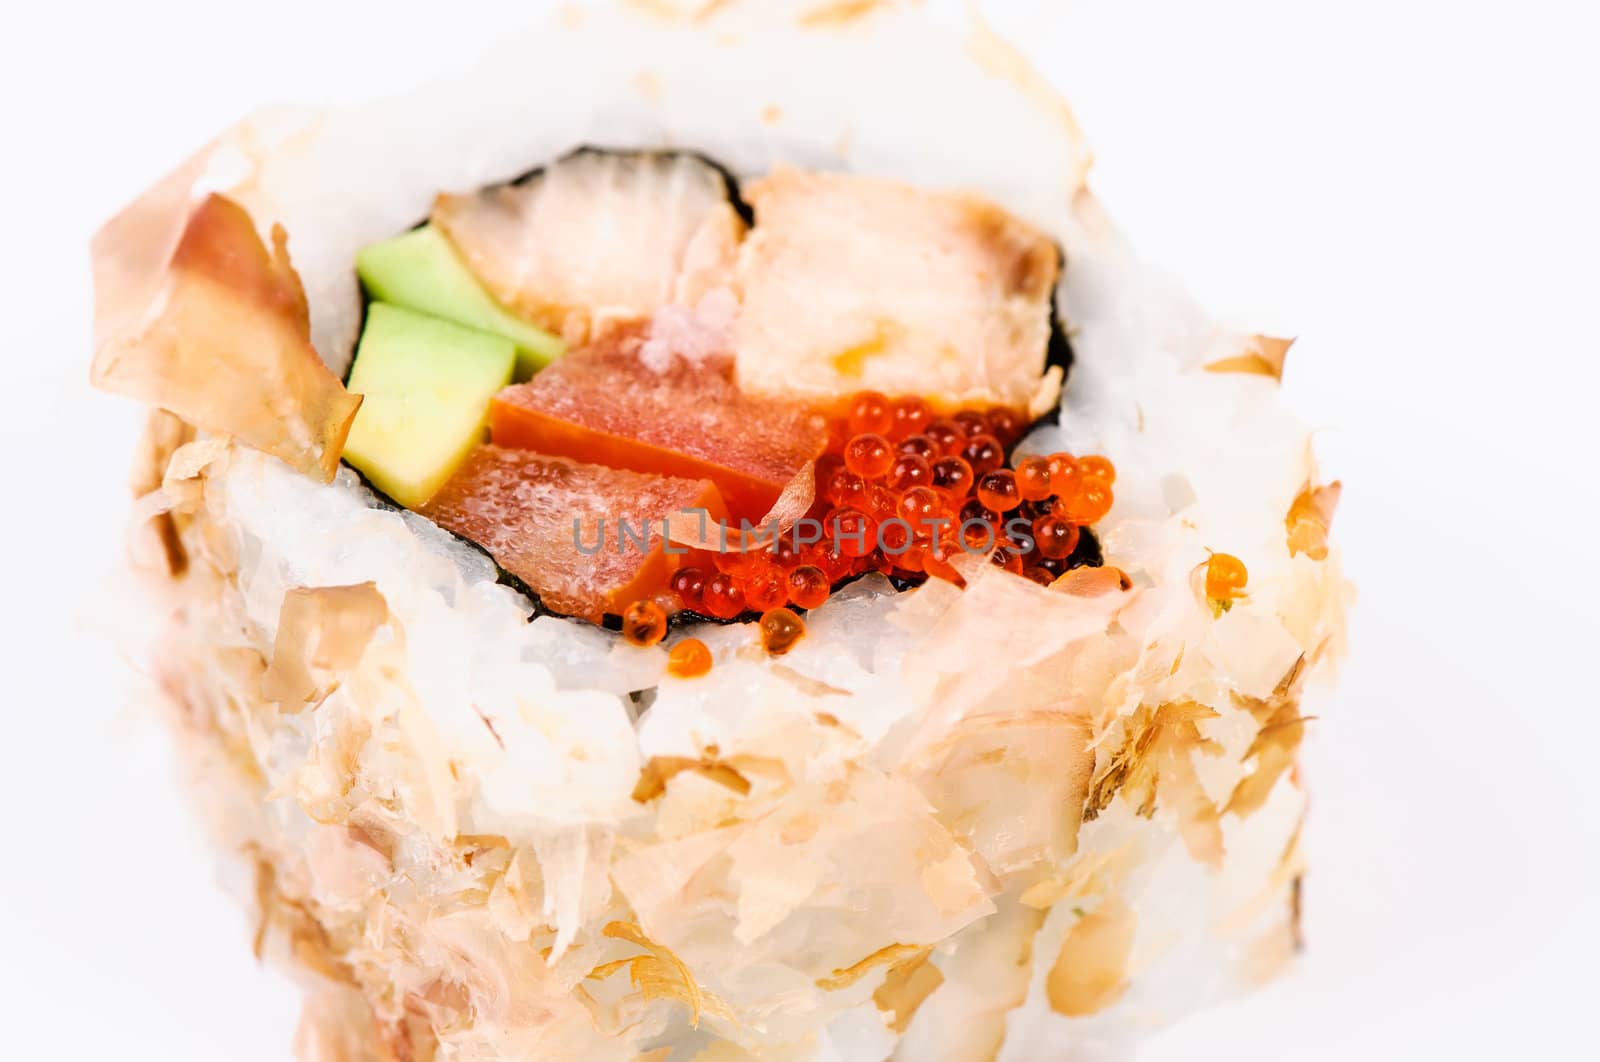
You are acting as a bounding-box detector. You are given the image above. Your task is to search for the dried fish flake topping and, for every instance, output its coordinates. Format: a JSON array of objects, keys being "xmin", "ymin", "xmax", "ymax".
[{"xmin": 92, "ymin": 191, "xmax": 360, "ymax": 481}]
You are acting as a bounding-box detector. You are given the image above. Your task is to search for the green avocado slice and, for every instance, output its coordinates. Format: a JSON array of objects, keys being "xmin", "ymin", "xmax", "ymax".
[
  {"xmin": 342, "ymin": 303, "xmax": 516, "ymax": 508},
  {"xmin": 356, "ymin": 225, "xmax": 564, "ymax": 379}
]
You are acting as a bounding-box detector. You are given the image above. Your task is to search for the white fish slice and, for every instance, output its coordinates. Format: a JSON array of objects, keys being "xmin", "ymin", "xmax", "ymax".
[{"xmin": 433, "ymin": 151, "xmax": 744, "ymax": 345}]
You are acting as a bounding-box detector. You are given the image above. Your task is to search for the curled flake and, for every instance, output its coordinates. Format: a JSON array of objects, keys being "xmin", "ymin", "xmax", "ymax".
[
  {"xmin": 817, "ymin": 942, "xmax": 928, "ymax": 991},
  {"xmin": 1225, "ymin": 657, "xmax": 1313, "ymax": 818},
  {"xmin": 1083, "ymin": 701, "xmax": 1225, "ymax": 868},
  {"xmin": 93, "ymin": 191, "xmax": 360, "ymax": 481},
  {"xmin": 261, "ymin": 583, "xmax": 390, "ymax": 708},
  {"xmin": 1045, "ymin": 899, "xmax": 1136, "ymax": 1018},
  {"xmin": 591, "ymin": 921, "xmax": 730, "ymax": 1027},
  {"xmin": 871, "ymin": 949, "xmax": 944, "ymax": 1033},
  {"xmin": 1286, "ymin": 481, "xmax": 1342, "ymax": 561},
  {"xmin": 1050, "ymin": 565, "xmax": 1133, "ymax": 597},
  {"xmin": 1203, "ymin": 334, "xmax": 1294, "ymax": 381},
  {"xmin": 631, "ymin": 755, "xmax": 753, "ymax": 803},
  {"xmin": 908, "ymin": 709, "xmax": 1095, "ymax": 878},
  {"xmin": 1225, "ymin": 705, "xmax": 1313, "ymax": 819}
]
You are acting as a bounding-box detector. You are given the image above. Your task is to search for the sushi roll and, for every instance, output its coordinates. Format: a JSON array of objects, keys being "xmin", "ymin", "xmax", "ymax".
[{"xmin": 91, "ymin": 5, "xmax": 1348, "ymax": 1061}]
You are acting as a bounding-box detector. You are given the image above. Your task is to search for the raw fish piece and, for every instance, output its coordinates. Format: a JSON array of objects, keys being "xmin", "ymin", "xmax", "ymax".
[
  {"xmin": 434, "ymin": 151, "xmax": 744, "ymax": 344},
  {"xmin": 490, "ymin": 326, "xmax": 828, "ymax": 521},
  {"xmin": 735, "ymin": 166, "xmax": 1062, "ymax": 415},
  {"xmin": 419, "ymin": 445, "xmax": 727, "ymax": 622}
]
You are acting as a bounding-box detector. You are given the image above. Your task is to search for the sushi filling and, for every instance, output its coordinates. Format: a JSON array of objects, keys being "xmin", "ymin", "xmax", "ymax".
[{"xmin": 339, "ymin": 150, "xmax": 1117, "ymax": 642}]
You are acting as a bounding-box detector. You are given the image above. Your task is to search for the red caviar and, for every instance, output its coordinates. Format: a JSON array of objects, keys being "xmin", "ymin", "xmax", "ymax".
[
  {"xmin": 976, "ymin": 469, "xmax": 1021, "ymax": 512},
  {"xmin": 670, "ymin": 567, "xmax": 706, "ymax": 612},
  {"xmin": 759, "ymin": 608, "xmax": 807, "ymax": 655},
  {"xmin": 1046, "ymin": 453, "xmax": 1079, "ymax": 495},
  {"xmin": 843, "ymin": 433, "xmax": 894, "ymax": 479},
  {"xmin": 930, "ymin": 455, "xmax": 974, "ymax": 498},
  {"xmin": 925, "ymin": 419, "xmax": 965, "ymax": 456},
  {"xmin": 987, "ymin": 408, "xmax": 1024, "ymax": 444},
  {"xmin": 702, "ymin": 572, "xmax": 746, "ymax": 619},
  {"xmin": 886, "ymin": 453, "xmax": 932, "ymax": 492},
  {"xmin": 621, "ymin": 600, "xmax": 668, "ymax": 646},
  {"xmin": 743, "ymin": 563, "xmax": 789, "ymax": 611},
  {"xmin": 826, "ymin": 466, "xmax": 868, "ymax": 509},
  {"xmin": 847, "ymin": 391, "xmax": 893, "ymax": 436},
  {"xmin": 666, "ymin": 637, "xmax": 713, "ymax": 677},
  {"xmin": 953, "ymin": 410, "xmax": 989, "ymax": 438},
  {"xmin": 897, "ymin": 486, "xmax": 945, "ymax": 527},
  {"xmin": 1015, "ymin": 455, "xmax": 1053, "ymax": 500},
  {"xmin": 1033, "ymin": 515, "xmax": 1080, "ymax": 559},
  {"xmin": 1205, "ymin": 552, "xmax": 1249, "ymax": 602},
  {"xmin": 787, "ymin": 564, "xmax": 830, "ymax": 609},
  {"xmin": 1061, "ymin": 479, "xmax": 1114, "ymax": 524},
  {"xmin": 1078, "ymin": 454, "xmax": 1116, "ymax": 484},
  {"xmin": 1022, "ymin": 565, "xmax": 1055, "ymax": 587},
  {"xmin": 656, "ymin": 399, "xmax": 1120, "ymax": 624},
  {"xmin": 898, "ymin": 434, "xmax": 939, "ymax": 461},
  {"xmin": 962, "ymin": 434, "xmax": 1005, "ymax": 475},
  {"xmin": 889, "ymin": 396, "xmax": 933, "ymax": 440}
]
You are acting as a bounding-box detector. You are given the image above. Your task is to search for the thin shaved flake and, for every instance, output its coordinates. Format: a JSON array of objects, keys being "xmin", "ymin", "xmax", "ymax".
[{"xmin": 92, "ymin": 192, "xmax": 360, "ymax": 481}]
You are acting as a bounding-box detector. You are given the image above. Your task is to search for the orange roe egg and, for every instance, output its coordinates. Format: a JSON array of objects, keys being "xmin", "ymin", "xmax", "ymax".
[
  {"xmin": 844, "ymin": 432, "xmax": 894, "ymax": 479},
  {"xmin": 826, "ymin": 466, "xmax": 868, "ymax": 509},
  {"xmin": 743, "ymin": 564, "xmax": 789, "ymax": 611},
  {"xmin": 670, "ymin": 567, "xmax": 706, "ymax": 612},
  {"xmin": 987, "ymin": 407, "xmax": 1024, "ymax": 443},
  {"xmin": 847, "ymin": 391, "xmax": 893, "ymax": 436},
  {"xmin": 878, "ymin": 516, "xmax": 914, "ymax": 556},
  {"xmin": 621, "ymin": 600, "xmax": 668, "ymax": 646},
  {"xmin": 953, "ymin": 410, "xmax": 989, "ymax": 438},
  {"xmin": 898, "ymin": 434, "xmax": 939, "ymax": 461},
  {"xmin": 1022, "ymin": 565, "xmax": 1055, "ymax": 586},
  {"xmin": 1046, "ymin": 453, "xmax": 1080, "ymax": 496},
  {"xmin": 897, "ymin": 486, "xmax": 945, "ymax": 529},
  {"xmin": 1062, "ymin": 479, "xmax": 1114, "ymax": 524},
  {"xmin": 860, "ymin": 547, "xmax": 894, "ymax": 576},
  {"xmin": 759, "ymin": 608, "xmax": 807, "ymax": 655},
  {"xmin": 989, "ymin": 543, "xmax": 1025, "ymax": 574},
  {"xmin": 713, "ymin": 545, "xmax": 763, "ymax": 577},
  {"xmin": 666, "ymin": 638, "xmax": 713, "ymax": 678},
  {"xmin": 976, "ymin": 469, "xmax": 1021, "ymax": 512},
  {"xmin": 897, "ymin": 543, "xmax": 928, "ymax": 574},
  {"xmin": 769, "ymin": 535, "xmax": 804, "ymax": 570},
  {"xmin": 886, "ymin": 453, "xmax": 932, "ymax": 492},
  {"xmin": 923, "ymin": 538, "xmax": 966, "ymax": 587},
  {"xmin": 957, "ymin": 498, "xmax": 999, "ymax": 550},
  {"xmin": 787, "ymin": 564, "xmax": 830, "ymax": 609},
  {"xmin": 866, "ymin": 482, "xmax": 900, "ymax": 521},
  {"xmin": 1033, "ymin": 515, "xmax": 1080, "ymax": 559},
  {"xmin": 827, "ymin": 506, "xmax": 876, "ymax": 557},
  {"xmin": 1205, "ymin": 552, "xmax": 1249, "ymax": 601},
  {"xmin": 961, "ymin": 434, "xmax": 1004, "ymax": 475},
  {"xmin": 930, "ymin": 455, "xmax": 974, "ymax": 498},
  {"xmin": 813, "ymin": 452, "xmax": 844, "ymax": 492},
  {"xmin": 889, "ymin": 396, "xmax": 933, "ymax": 440},
  {"xmin": 1078, "ymin": 454, "xmax": 1116, "ymax": 484},
  {"xmin": 803, "ymin": 542, "xmax": 853, "ymax": 582},
  {"xmin": 925, "ymin": 419, "xmax": 965, "ymax": 456},
  {"xmin": 1014, "ymin": 455, "xmax": 1053, "ymax": 501},
  {"xmin": 702, "ymin": 572, "xmax": 747, "ymax": 619}
]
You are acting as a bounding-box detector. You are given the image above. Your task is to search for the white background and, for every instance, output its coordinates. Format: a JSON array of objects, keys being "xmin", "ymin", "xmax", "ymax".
[{"xmin": 2, "ymin": 0, "xmax": 1597, "ymax": 1059}]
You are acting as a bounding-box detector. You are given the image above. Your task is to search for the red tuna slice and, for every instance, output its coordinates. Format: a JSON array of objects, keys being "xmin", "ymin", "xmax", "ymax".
[
  {"xmin": 420, "ymin": 445, "xmax": 728, "ymax": 623},
  {"xmin": 489, "ymin": 329, "xmax": 829, "ymax": 522}
]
